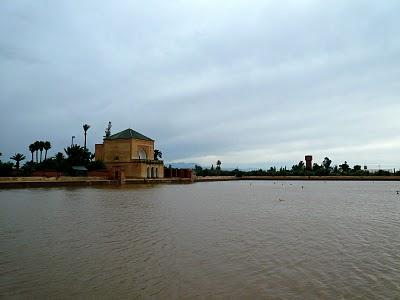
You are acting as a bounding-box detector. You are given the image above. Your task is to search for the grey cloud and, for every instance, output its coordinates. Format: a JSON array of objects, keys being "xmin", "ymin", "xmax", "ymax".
[{"xmin": 1, "ymin": 0, "xmax": 400, "ymax": 169}]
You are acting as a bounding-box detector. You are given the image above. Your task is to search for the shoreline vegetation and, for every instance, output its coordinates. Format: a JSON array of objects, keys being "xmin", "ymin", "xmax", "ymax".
[
  {"xmin": 193, "ymin": 157, "xmax": 399, "ymax": 178},
  {"xmin": 0, "ymin": 124, "xmax": 106, "ymax": 178},
  {"xmin": 2, "ymin": 175, "xmax": 400, "ymax": 189}
]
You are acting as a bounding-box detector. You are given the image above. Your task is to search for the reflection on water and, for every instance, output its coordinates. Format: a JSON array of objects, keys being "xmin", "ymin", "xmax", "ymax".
[{"xmin": 1, "ymin": 181, "xmax": 400, "ymax": 298}]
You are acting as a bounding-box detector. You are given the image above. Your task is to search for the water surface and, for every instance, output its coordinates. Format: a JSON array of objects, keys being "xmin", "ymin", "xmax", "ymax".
[{"xmin": 1, "ymin": 181, "xmax": 399, "ymax": 299}]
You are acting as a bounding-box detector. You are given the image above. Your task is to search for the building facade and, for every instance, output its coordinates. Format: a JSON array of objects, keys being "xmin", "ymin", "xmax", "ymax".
[{"xmin": 95, "ymin": 128, "xmax": 164, "ymax": 179}]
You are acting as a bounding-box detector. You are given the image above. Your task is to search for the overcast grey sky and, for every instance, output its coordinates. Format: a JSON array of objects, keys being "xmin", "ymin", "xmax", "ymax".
[{"xmin": 1, "ymin": 0, "xmax": 400, "ymax": 169}]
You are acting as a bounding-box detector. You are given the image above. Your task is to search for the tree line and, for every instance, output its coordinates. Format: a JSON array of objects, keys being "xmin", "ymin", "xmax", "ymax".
[
  {"xmin": 0, "ymin": 123, "xmax": 105, "ymax": 176},
  {"xmin": 194, "ymin": 157, "xmax": 400, "ymax": 177}
]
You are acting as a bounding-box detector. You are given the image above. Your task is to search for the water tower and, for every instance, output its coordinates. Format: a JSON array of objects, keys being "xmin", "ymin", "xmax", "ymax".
[{"xmin": 305, "ymin": 155, "xmax": 313, "ymax": 171}]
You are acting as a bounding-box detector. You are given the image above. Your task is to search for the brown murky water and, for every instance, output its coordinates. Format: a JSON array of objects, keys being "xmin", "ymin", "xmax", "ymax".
[{"xmin": 1, "ymin": 181, "xmax": 400, "ymax": 299}]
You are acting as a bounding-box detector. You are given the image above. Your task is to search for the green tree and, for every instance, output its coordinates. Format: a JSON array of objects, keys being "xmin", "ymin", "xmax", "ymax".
[
  {"xmin": 322, "ymin": 157, "xmax": 332, "ymax": 171},
  {"xmin": 29, "ymin": 144, "xmax": 35, "ymax": 162},
  {"xmin": 291, "ymin": 161, "xmax": 305, "ymax": 175},
  {"xmin": 154, "ymin": 149, "xmax": 162, "ymax": 160},
  {"xmin": 216, "ymin": 160, "xmax": 222, "ymax": 175},
  {"xmin": 54, "ymin": 152, "xmax": 66, "ymax": 172},
  {"xmin": 10, "ymin": 153, "xmax": 26, "ymax": 172},
  {"xmin": 44, "ymin": 141, "xmax": 51, "ymax": 160},
  {"xmin": 278, "ymin": 167, "xmax": 287, "ymax": 176},
  {"xmin": 194, "ymin": 165, "xmax": 203, "ymax": 175},
  {"xmin": 83, "ymin": 124, "xmax": 90, "ymax": 149},
  {"xmin": 353, "ymin": 165, "xmax": 362, "ymax": 171},
  {"xmin": 374, "ymin": 169, "xmax": 391, "ymax": 176},
  {"xmin": 267, "ymin": 167, "xmax": 277, "ymax": 175},
  {"xmin": 64, "ymin": 145, "xmax": 91, "ymax": 167},
  {"xmin": 0, "ymin": 161, "xmax": 13, "ymax": 176},
  {"xmin": 312, "ymin": 163, "xmax": 324, "ymax": 175},
  {"xmin": 332, "ymin": 165, "xmax": 339, "ymax": 174},
  {"xmin": 232, "ymin": 168, "xmax": 242, "ymax": 177},
  {"xmin": 104, "ymin": 121, "xmax": 112, "ymax": 138},
  {"xmin": 339, "ymin": 161, "xmax": 350, "ymax": 173},
  {"xmin": 21, "ymin": 161, "xmax": 37, "ymax": 176}
]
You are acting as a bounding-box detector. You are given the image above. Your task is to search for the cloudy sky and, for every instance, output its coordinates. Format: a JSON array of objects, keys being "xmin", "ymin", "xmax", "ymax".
[{"xmin": 1, "ymin": 0, "xmax": 400, "ymax": 169}]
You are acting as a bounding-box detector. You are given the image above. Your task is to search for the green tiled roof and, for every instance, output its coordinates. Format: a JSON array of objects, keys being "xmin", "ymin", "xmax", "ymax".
[{"xmin": 107, "ymin": 128, "xmax": 153, "ymax": 141}]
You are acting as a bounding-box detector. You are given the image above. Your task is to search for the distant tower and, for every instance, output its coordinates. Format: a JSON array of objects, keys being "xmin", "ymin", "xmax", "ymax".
[{"xmin": 305, "ymin": 155, "xmax": 313, "ymax": 171}]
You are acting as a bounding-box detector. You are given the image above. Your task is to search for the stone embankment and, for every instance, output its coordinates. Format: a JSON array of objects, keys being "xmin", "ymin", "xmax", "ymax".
[
  {"xmin": 0, "ymin": 176, "xmax": 115, "ymax": 189},
  {"xmin": 124, "ymin": 178, "xmax": 193, "ymax": 184},
  {"xmin": 195, "ymin": 175, "xmax": 400, "ymax": 182},
  {"xmin": 0, "ymin": 176, "xmax": 193, "ymax": 189},
  {"xmin": 2, "ymin": 175, "xmax": 400, "ymax": 189}
]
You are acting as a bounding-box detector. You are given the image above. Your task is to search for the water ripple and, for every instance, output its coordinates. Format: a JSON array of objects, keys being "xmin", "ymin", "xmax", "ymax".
[{"xmin": 1, "ymin": 181, "xmax": 400, "ymax": 298}]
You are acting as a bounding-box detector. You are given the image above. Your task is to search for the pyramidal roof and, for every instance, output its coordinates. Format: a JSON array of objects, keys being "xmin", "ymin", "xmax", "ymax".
[{"xmin": 107, "ymin": 128, "xmax": 153, "ymax": 141}]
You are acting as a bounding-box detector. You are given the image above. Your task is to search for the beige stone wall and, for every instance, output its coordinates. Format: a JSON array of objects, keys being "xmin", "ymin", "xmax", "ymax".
[
  {"xmin": 95, "ymin": 144, "xmax": 104, "ymax": 161},
  {"xmin": 131, "ymin": 139, "xmax": 154, "ymax": 160},
  {"xmin": 143, "ymin": 163, "xmax": 164, "ymax": 178},
  {"xmin": 125, "ymin": 162, "xmax": 144, "ymax": 178},
  {"xmin": 103, "ymin": 139, "xmax": 131, "ymax": 162},
  {"xmin": 98, "ymin": 139, "xmax": 155, "ymax": 163},
  {"xmin": 104, "ymin": 161, "xmax": 164, "ymax": 179}
]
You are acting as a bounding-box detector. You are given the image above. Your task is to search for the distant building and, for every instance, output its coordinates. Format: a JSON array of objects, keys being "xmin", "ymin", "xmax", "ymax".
[
  {"xmin": 305, "ymin": 155, "xmax": 313, "ymax": 171},
  {"xmin": 95, "ymin": 128, "xmax": 164, "ymax": 179}
]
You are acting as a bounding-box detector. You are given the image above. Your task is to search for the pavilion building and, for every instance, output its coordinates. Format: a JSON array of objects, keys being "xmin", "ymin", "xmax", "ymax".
[{"xmin": 95, "ymin": 128, "xmax": 164, "ymax": 179}]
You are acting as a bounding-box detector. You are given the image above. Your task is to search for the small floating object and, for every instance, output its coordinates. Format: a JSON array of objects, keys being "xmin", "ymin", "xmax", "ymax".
[
  {"xmin": 301, "ymin": 186, "xmax": 304, "ymax": 189},
  {"xmin": 279, "ymin": 198, "xmax": 284, "ymax": 201},
  {"xmin": 396, "ymin": 191, "xmax": 399, "ymax": 195}
]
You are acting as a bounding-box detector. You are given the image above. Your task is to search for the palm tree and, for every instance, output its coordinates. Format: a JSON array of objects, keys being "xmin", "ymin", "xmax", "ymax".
[
  {"xmin": 34, "ymin": 141, "xmax": 40, "ymax": 163},
  {"xmin": 44, "ymin": 141, "xmax": 51, "ymax": 160},
  {"xmin": 38, "ymin": 141, "xmax": 45, "ymax": 163},
  {"xmin": 10, "ymin": 153, "xmax": 26, "ymax": 172},
  {"xmin": 83, "ymin": 124, "xmax": 90, "ymax": 149},
  {"xmin": 29, "ymin": 144, "xmax": 35, "ymax": 162}
]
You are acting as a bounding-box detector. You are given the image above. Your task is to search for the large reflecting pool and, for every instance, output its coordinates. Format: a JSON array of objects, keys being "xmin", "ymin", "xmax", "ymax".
[{"xmin": 1, "ymin": 181, "xmax": 399, "ymax": 298}]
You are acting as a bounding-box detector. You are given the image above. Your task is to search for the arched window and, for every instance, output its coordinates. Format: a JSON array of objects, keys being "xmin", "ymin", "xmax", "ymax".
[
  {"xmin": 151, "ymin": 167, "xmax": 154, "ymax": 178},
  {"xmin": 156, "ymin": 168, "xmax": 158, "ymax": 178},
  {"xmin": 147, "ymin": 167, "xmax": 150, "ymax": 178},
  {"xmin": 138, "ymin": 149, "xmax": 147, "ymax": 160}
]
